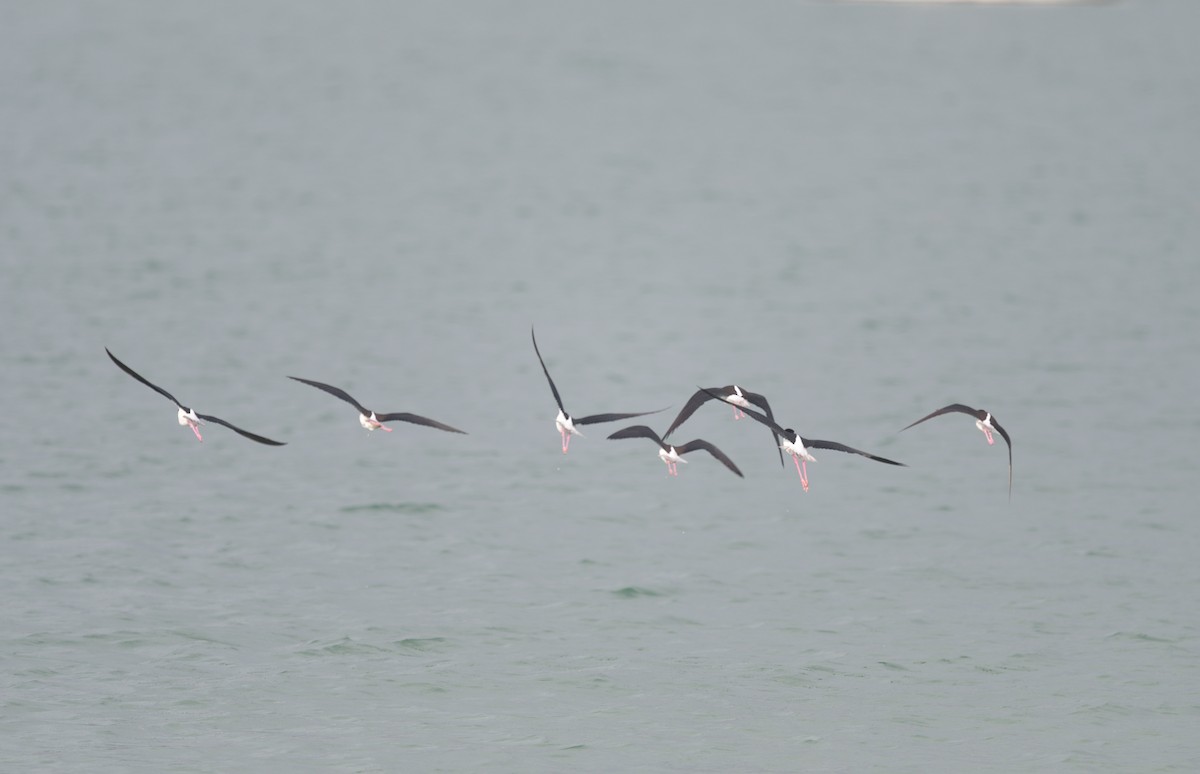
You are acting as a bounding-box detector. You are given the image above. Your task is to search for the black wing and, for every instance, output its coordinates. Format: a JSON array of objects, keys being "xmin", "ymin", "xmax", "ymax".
[
  {"xmin": 673, "ymin": 439, "xmax": 744, "ymax": 478},
  {"xmin": 195, "ymin": 413, "xmax": 287, "ymax": 446},
  {"xmin": 735, "ymin": 388, "xmax": 785, "ymax": 467},
  {"xmin": 989, "ymin": 415, "xmax": 1014, "ymax": 499},
  {"xmin": 900, "ymin": 403, "xmax": 980, "ymax": 432},
  {"xmin": 576, "ymin": 408, "xmax": 666, "ymax": 427},
  {"xmin": 686, "ymin": 386, "xmax": 784, "ymax": 466},
  {"xmin": 661, "ymin": 387, "xmax": 727, "ymax": 439},
  {"xmin": 740, "ymin": 390, "xmax": 774, "ymax": 416},
  {"xmin": 375, "ymin": 412, "xmax": 467, "ymax": 434},
  {"xmin": 606, "ymin": 424, "xmax": 667, "ymax": 450},
  {"xmin": 531, "ymin": 326, "xmax": 566, "ymax": 414},
  {"xmin": 806, "ymin": 439, "xmax": 905, "ymax": 466},
  {"xmin": 288, "ymin": 376, "xmax": 368, "ymax": 414},
  {"xmin": 743, "ymin": 389, "xmax": 786, "ymax": 468},
  {"xmin": 106, "ymin": 348, "xmax": 184, "ymax": 409}
]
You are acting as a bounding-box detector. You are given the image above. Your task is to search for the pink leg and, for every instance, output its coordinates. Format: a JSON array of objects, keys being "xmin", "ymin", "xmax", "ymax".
[
  {"xmin": 561, "ymin": 429, "xmax": 570, "ymax": 453},
  {"xmin": 791, "ymin": 455, "xmax": 809, "ymax": 491},
  {"xmin": 670, "ymin": 461, "xmax": 679, "ymax": 476},
  {"xmin": 732, "ymin": 405, "xmax": 743, "ymax": 420},
  {"xmin": 380, "ymin": 425, "xmax": 393, "ymax": 432},
  {"xmin": 188, "ymin": 421, "xmax": 203, "ymax": 442},
  {"xmin": 982, "ymin": 427, "xmax": 994, "ymax": 445}
]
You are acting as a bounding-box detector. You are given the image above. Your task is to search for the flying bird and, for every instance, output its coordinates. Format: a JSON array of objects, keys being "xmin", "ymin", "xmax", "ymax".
[
  {"xmin": 901, "ymin": 403, "xmax": 1012, "ymax": 498},
  {"xmin": 288, "ymin": 376, "xmax": 466, "ymax": 435},
  {"xmin": 106, "ymin": 348, "xmax": 285, "ymax": 446},
  {"xmin": 607, "ymin": 425, "xmax": 743, "ymax": 478},
  {"xmin": 701, "ymin": 388, "xmax": 903, "ymax": 491},
  {"xmin": 531, "ymin": 326, "xmax": 664, "ymax": 453},
  {"xmin": 662, "ymin": 384, "xmax": 785, "ymax": 466}
]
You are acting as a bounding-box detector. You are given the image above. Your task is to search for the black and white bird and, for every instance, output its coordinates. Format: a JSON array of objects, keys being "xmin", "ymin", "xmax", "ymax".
[
  {"xmin": 288, "ymin": 376, "xmax": 466, "ymax": 435},
  {"xmin": 531, "ymin": 326, "xmax": 664, "ymax": 453},
  {"xmin": 106, "ymin": 348, "xmax": 285, "ymax": 446},
  {"xmin": 607, "ymin": 425, "xmax": 743, "ymax": 478},
  {"xmin": 901, "ymin": 403, "xmax": 1012, "ymax": 497},
  {"xmin": 701, "ymin": 388, "xmax": 903, "ymax": 491},
  {"xmin": 662, "ymin": 385, "xmax": 784, "ymax": 466}
]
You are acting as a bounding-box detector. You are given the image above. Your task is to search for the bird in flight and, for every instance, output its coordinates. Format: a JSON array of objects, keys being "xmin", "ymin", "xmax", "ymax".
[{"xmin": 106, "ymin": 348, "xmax": 285, "ymax": 446}]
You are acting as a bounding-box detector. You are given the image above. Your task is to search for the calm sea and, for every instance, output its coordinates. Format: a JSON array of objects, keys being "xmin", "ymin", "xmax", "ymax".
[{"xmin": 3, "ymin": 1, "xmax": 1198, "ymax": 771}]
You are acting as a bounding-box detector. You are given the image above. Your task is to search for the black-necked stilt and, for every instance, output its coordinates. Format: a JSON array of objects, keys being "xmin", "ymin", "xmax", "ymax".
[
  {"xmin": 662, "ymin": 384, "xmax": 784, "ymax": 466},
  {"xmin": 532, "ymin": 326, "xmax": 664, "ymax": 453},
  {"xmin": 901, "ymin": 403, "xmax": 1012, "ymax": 498},
  {"xmin": 288, "ymin": 376, "xmax": 467, "ymax": 435},
  {"xmin": 607, "ymin": 424, "xmax": 744, "ymax": 478},
  {"xmin": 106, "ymin": 348, "xmax": 286, "ymax": 446},
  {"xmin": 701, "ymin": 388, "xmax": 903, "ymax": 491}
]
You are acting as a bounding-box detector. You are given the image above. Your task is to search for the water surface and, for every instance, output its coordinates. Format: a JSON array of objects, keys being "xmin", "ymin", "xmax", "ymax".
[{"xmin": 2, "ymin": 2, "xmax": 1198, "ymax": 771}]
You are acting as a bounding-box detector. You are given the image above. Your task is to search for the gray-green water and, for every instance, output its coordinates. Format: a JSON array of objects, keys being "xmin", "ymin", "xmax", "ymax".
[{"xmin": 3, "ymin": 2, "xmax": 1199, "ymax": 771}]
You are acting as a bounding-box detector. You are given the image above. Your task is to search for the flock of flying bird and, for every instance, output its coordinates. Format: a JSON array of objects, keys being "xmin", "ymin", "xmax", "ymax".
[{"xmin": 105, "ymin": 327, "xmax": 1014, "ymax": 497}]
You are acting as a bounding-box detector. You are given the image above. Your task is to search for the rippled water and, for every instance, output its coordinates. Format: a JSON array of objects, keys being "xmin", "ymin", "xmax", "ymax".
[{"xmin": 3, "ymin": 1, "xmax": 1199, "ymax": 771}]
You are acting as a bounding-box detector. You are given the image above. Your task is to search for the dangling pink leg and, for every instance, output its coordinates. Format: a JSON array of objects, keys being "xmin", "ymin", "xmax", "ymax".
[
  {"xmin": 732, "ymin": 405, "xmax": 743, "ymax": 420},
  {"xmin": 800, "ymin": 460, "xmax": 809, "ymax": 492},
  {"xmin": 670, "ymin": 461, "xmax": 679, "ymax": 476},
  {"xmin": 380, "ymin": 425, "xmax": 393, "ymax": 432},
  {"xmin": 561, "ymin": 429, "xmax": 570, "ymax": 453},
  {"xmin": 188, "ymin": 421, "xmax": 203, "ymax": 442},
  {"xmin": 982, "ymin": 427, "xmax": 994, "ymax": 445}
]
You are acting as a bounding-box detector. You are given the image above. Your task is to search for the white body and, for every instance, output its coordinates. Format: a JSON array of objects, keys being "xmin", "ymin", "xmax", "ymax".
[
  {"xmin": 658, "ymin": 446, "xmax": 686, "ymax": 466},
  {"xmin": 360, "ymin": 412, "xmax": 384, "ymax": 431},
  {"xmin": 657, "ymin": 445, "xmax": 688, "ymax": 475},
  {"xmin": 780, "ymin": 435, "xmax": 815, "ymax": 462},
  {"xmin": 555, "ymin": 410, "xmax": 582, "ymax": 438},
  {"xmin": 976, "ymin": 413, "xmax": 995, "ymax": 444},
  {"xmin": 177, "ymin": 406, "xmax": 204, "ymax": 441},
  {"xmin": 724, "ymin": 388, "xmax": 750, "ymax": 409}
]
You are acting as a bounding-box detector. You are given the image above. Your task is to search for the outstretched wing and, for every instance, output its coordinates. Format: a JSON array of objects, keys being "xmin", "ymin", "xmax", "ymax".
[
  {"xmin": 376, "ymin": 412, "xmax": 467, "ymax": 435},
  {"xmin": 531, "ymin": 326, "xmax": 566, "ymax": 414},
  {"xmin": 287, "ymin": 376, "xmax": 367, "ymax": 414},
  {"xmin": 606, "ymin": 424, "xmax": 667, "ymax": 450},
  {"xmin": 661, "ymin": 387, "xmax": 725, "ymax": 440},
  {"xmin": 740, "ymin": 389, "xmax": 774, "ymax": 417},
  {"xmin": 806, "ymin": 439, "xmax": 905, "ymax": 466},
  {"xmin": 106, "ymin": 348, "xmax": 184, "ymax": 409},
  {"xmin": 576, "ymin": 408, "xmax": 666, "ymax": 426},
  {"xmin": 989, "ymin": 416, "xmax": 1014, "ymax": 499},
  {"xmin": 196, "ymin": 413, "xmax": 287, "ymax": 446},
  {"xmin": 900, "ymin": 403, "xmax": 979, "ymax": 432},
  {"xmin": 739, "ymin": 389, "xmax": 785, "ymax": 467},
  {"xmin": 674, "ymin": 439, "xmax": 744, "ymax": 478}
]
